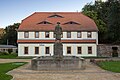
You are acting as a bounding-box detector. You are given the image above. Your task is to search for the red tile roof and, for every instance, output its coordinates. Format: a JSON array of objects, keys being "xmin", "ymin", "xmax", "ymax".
[
  {"xmin": 17, "ymin": 40, "xmax": 96, "ymax": 43},
  {"xmin": 18, "ymin": 12, "xmax": 98, "ymax": 31}
]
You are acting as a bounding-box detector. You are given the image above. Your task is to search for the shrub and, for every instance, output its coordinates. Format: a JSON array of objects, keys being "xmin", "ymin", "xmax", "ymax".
[{"xmin": 0, "ymin": 52, "xmax": 9, "ymax": 55}]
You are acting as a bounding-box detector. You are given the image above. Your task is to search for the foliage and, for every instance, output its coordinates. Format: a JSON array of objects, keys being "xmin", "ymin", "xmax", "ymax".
[
  {"xmin": 0, "ymin": 62, "xmax": 27, "ymax": 80},
  {"xmin": 107, "ymin": 0, "xmax": 120, "ymax": 43},
  {"xmin": 98, "ymin": 61, "xmax": 120, "ymax": 72},
  {"xmin": 0, "ymin": 52, "xmax": 9, "ymax": 55},
  {"xmin": 0, "ymin": 23, "xmax": 20, "ymax": 46},
  {"xmin": 82, "ymin": 0, "xmax": 120, "ymax": 44}
]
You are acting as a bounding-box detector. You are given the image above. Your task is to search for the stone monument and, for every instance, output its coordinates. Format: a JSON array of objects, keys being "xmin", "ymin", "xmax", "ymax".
[{"xmin": 31, "ymin": 22, "xmax": 85, "ymax": 70}]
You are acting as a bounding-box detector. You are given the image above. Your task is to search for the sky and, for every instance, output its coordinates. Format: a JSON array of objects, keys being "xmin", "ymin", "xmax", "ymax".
[{"xmin": 0, "ymin": 0, "xmax": 106, "ymax": 28}]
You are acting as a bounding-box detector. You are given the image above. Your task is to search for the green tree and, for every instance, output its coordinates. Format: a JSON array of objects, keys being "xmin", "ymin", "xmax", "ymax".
[
  {"xmin": 107, "ymin": 0, "xmax": 120, "ymax": 43},
  {"xmin": 0, "ymin": 23, "xmax": 20, "ymax": 46},
  {"xmin": 82, "ymin": 2, "xmax": 107, "ymax": 43},
  {"xmin": 82, "ymin": 0, "xmax": 120, "ymax": 44}
]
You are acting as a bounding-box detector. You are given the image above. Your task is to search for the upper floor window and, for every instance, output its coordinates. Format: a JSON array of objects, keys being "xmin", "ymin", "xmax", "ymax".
[
  {"xmin": 38, "ymin": 21, "xmax": 52, "ymax": 24},
  {"xmin": 45, "ymin": 32, "xmax": 49, "ymax": 38},
  {"xmin": 77, "ymin": 47, "xmax": 82, "ymax": 54},
  {"xmin": 88, "ymin": 47, "xmax": 92, "ymax": 54},
  {"xmin": 48, "ymin": 14, "xmax": 64, "ymax": 18},
  {"xmin": 64, "ymin": 21, "xmax": 80, "ymax": 25},
  {"xmin": 87, "ymin": 32, "xmax": 92, "ymax": 38},
  {"xmin": 35, "ymin": 31, "xmax": 39, "ymax": 38},
  {"xmin": 24, "ymin": 31, "xmax": 29, "ymax": 38},
  {"xmin": 77, "ymin": 32, "xmax": 81, "ymax": 38},
  {"xmin": 67, "ymin": 32, "xmax": 71, "ymax": 38},
  {"xmin": 24, "ymin": 47, "xmax": 28, "ymax": 54},
  {"xmin": 67, "ymin": 47, "xmax": 71, "ymax": 54}
]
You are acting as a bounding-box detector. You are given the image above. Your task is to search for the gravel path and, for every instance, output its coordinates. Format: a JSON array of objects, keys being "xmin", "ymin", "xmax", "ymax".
[{"xmin": 0, "ymin": 59, "xmax": 120, "ymax": 80}]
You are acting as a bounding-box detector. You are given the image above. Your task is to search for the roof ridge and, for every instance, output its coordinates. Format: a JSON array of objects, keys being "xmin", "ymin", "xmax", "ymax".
[{"xmin": 35, "ymin": 12, "xmax": 82, "ymax": 14}]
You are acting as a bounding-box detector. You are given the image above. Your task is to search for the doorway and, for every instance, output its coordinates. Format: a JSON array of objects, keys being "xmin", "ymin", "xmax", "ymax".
[{"xmin": 112, "ymin": 47, "xmax": 118, "ymax": 57}]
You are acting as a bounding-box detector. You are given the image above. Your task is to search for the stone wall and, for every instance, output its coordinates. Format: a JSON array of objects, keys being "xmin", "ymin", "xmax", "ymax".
[{"xmin": 97, "ymin": 44, "xmax": 120, "ymax": 57}]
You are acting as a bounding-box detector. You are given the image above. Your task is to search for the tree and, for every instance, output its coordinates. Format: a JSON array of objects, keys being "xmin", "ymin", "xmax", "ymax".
[
  {"xmin": 82, "ymin": 1, "xmax": 107, "ymax": 43},
  {"xmin": 0, "ymin": 23, "xmax": 20, "ymax": 46},
  {"xmin": 82, "ymin": 0, "xmax": 120, "ymax": 44},
  {"xmin": 107, "ymin": 0, "xmax": 120, "ymax": 43}
]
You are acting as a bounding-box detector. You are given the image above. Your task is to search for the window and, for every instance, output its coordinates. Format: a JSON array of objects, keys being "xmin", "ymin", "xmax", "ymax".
[
  {"xmin": 38, "ymin": 21, "xmax": 52, "ymax": 24},
  {"xmin": 67, "ymin": 47, "xmax": 71, "ymax": 54},
  {"xmin": 35, "ymin": 47, "xmax": 39, "ymax": 54},
  {"xmin": 45, "ymin": 32, "xmax": 49, "ymax": 38},
  {"xmin": 35, "ymin": 32, "xmax": 39, "ymax": 38},
  {"xmin": 77, "ymin": 47, "xmax": 82, "ymax": 54},
  {"xmin": 67, "ymin": 32, "xmax": 71, "ymax": 38},
  {"xmin": 48, "ymin": 14, "xmax": 64, "ymax": 18},
  {"xmin": 87, "ymin": 32, "xmax": 92, "ymax": 38},
  {"xmin": 64, "ymin": 21, "xmax": 80, "ymax": 25},
  {"xmin": 24, "ymin": 31, "xmax": 29, "ymax": 38},
  {"xmin": 45, "ymin": 47, "xmax": 49, "ymax": 54},
  {"xmin": 77, "ymin": 32, "xmax": 81, "ymax": 38},
  {"xmin": 88, "ymin": 47, "xmax": 92, "ymax": 54},
  {"xmin": 24, "ymin": 47, "xmax": 28, "ymax": 54}
]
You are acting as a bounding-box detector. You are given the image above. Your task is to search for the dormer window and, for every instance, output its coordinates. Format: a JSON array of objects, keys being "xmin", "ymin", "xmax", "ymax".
[
  {"xmin": 64, "ymin": 21, "xmax": 80, "ymax": 25},
  {"xmin": 48, "ymin": 14, "xmax": 64, "ymax": 18},
  {"xmin": 38, "ymin": 21, "xmax": 52, "ymax": 24}
]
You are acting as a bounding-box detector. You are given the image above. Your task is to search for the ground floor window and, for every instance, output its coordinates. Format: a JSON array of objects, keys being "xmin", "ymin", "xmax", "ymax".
[
  {"xmin": 35, "ymin": 47, "xmax": 39, "ymax": 54},
  {"xmin": 77, "ymin": 47, "xmax": 81, "ymax": 54},
  {"xmin": 45, "ymin": 47, "xmax": 49, "ymax": 54},
  {"xmin": 24, "ymin": 47, "xmax": 28, "ymax": 54},
  {"xmin": 88, "ymin": 47, "xmax": 92, "ymax": 54},
  {"xmin": 67, "ymin": 47, "xmax": 71, "ymax": 54}
]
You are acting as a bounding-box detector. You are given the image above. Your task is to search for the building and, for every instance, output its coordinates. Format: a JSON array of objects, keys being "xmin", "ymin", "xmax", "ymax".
[
  {"xmin": 0, "ymin": 45, "xmax": 17, "ymax": 53},
  {"xmin": 17, "ymin": 12, "xmax": 98, "ymax": 57}
]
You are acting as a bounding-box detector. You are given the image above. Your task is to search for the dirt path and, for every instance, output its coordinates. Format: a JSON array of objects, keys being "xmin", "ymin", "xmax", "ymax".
[{"xmin": 0, "ymin": 59, "xmax": 120, "ymax": 80}]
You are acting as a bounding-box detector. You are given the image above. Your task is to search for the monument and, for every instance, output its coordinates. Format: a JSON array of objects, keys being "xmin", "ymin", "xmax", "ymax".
[{"xmin": 31, "ymin": 22, "xmax": 85, "ymax": 70}]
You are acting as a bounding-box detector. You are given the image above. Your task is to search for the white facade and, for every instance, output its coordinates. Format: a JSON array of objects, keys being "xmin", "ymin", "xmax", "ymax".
[{"xmin": 18, "ymin": 31, "xmax": 98, "ymax": 57}]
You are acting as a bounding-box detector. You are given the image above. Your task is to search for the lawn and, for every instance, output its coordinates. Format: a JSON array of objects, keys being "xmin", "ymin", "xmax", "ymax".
[
  {"xmin": 0, "ymin": 53, "xmax": 33, "ymax": 59},
  {"xmin": 98, "ymin": 61, "xmax": 120, "ymax": 73},
  {"xmin": 0, "ymin": 62, "xmax": 27, "ymax": 80}
]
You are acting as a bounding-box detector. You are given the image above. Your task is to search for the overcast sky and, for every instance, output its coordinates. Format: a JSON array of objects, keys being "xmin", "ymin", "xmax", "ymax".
[{"xmin": 0, "ymin": 0, "xmax": 106, "ymax": 28}]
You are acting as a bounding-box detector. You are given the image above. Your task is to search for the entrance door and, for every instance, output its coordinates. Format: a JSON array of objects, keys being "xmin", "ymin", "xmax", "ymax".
[{"xmin": 112, "ymin": 47, "xmax": 118, "ymax": 57}]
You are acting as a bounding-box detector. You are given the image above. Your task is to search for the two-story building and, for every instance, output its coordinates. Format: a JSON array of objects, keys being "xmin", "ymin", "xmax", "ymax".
[{"xmin": 17, "ymin": 12, "xmax": 98, "ymax": 57}]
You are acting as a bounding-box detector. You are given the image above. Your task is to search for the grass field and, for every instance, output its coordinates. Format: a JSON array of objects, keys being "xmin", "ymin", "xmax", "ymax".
[
  {"xmin": 0, "ymin": 62, "xmax": 27, "ymax": 80},
  {"xmin": 98, "ymin": 61, "xmax": 120, "ymax": 73},
  {"xmin": 0, "ymin": 53, "xmax": 33, "ymax": 59}
]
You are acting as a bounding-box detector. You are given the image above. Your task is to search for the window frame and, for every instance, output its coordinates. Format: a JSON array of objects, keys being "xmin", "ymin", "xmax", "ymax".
[
  {"xmin": 35, "ymin": 47, "xmax": 39, "ymax": 54},
  {"xmin": 24, "ymin": 31, "xmax": 29, "ymax": 38},
  {"xmin": 88, "ymin": 46, "xmax": 92, "ymax": 54},
  {"xmin": 77, "ymin": 32, "xmax": 82, "ymax": 38},
  {"xmin": 35, "ymin": 31, "xmax": 39, "ymax": 38},
  {"xmin": 45, "ymin": 32, "xmax": 49, "ymax": 38},
  {"xmin": 67, "ymin": 47, "xmax": 71, "ymax": 54},
  {"xmin": 87, "ymin": 32, "xmax": 92, "ymax": 38},
  {"xmin": 45, "ymin": 47, "xmax": 50, "ymax": 54},
  {"xmin": 77, "ymin": 47, "xmax": 82, "ymax": 54},
  {"xmin": 67, "ymin": 32, "xmax": 71, "ymax": 38},
  {"xmin": 24, "ymin": 47, "xmax": 28, "ymax": 54}
]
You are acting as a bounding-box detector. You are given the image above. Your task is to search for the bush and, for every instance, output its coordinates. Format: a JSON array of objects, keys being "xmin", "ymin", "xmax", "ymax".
[
  {"xmin": 0, "ymin": 52, "xmax": 9, "ymax": 55},
  {"xmin": 8, "ymin": 49, "xmax": 13, "ymax": 54}
]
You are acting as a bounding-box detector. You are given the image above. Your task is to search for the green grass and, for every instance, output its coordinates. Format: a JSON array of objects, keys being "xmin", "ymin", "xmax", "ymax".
[
  {"xmin": 98, "ymin": 61, "xmax": 120, "ymax": 73},
  {"xmin": 0, "ymin": 62, "xmax": 27, "ymax": 80},
  {"xmin": 0, "ymin": 54, "xmax": 33, "ymax": 59},
  {"xmin": 0, "ymin": 54, "xmax": 18, "ymax": 59}
]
